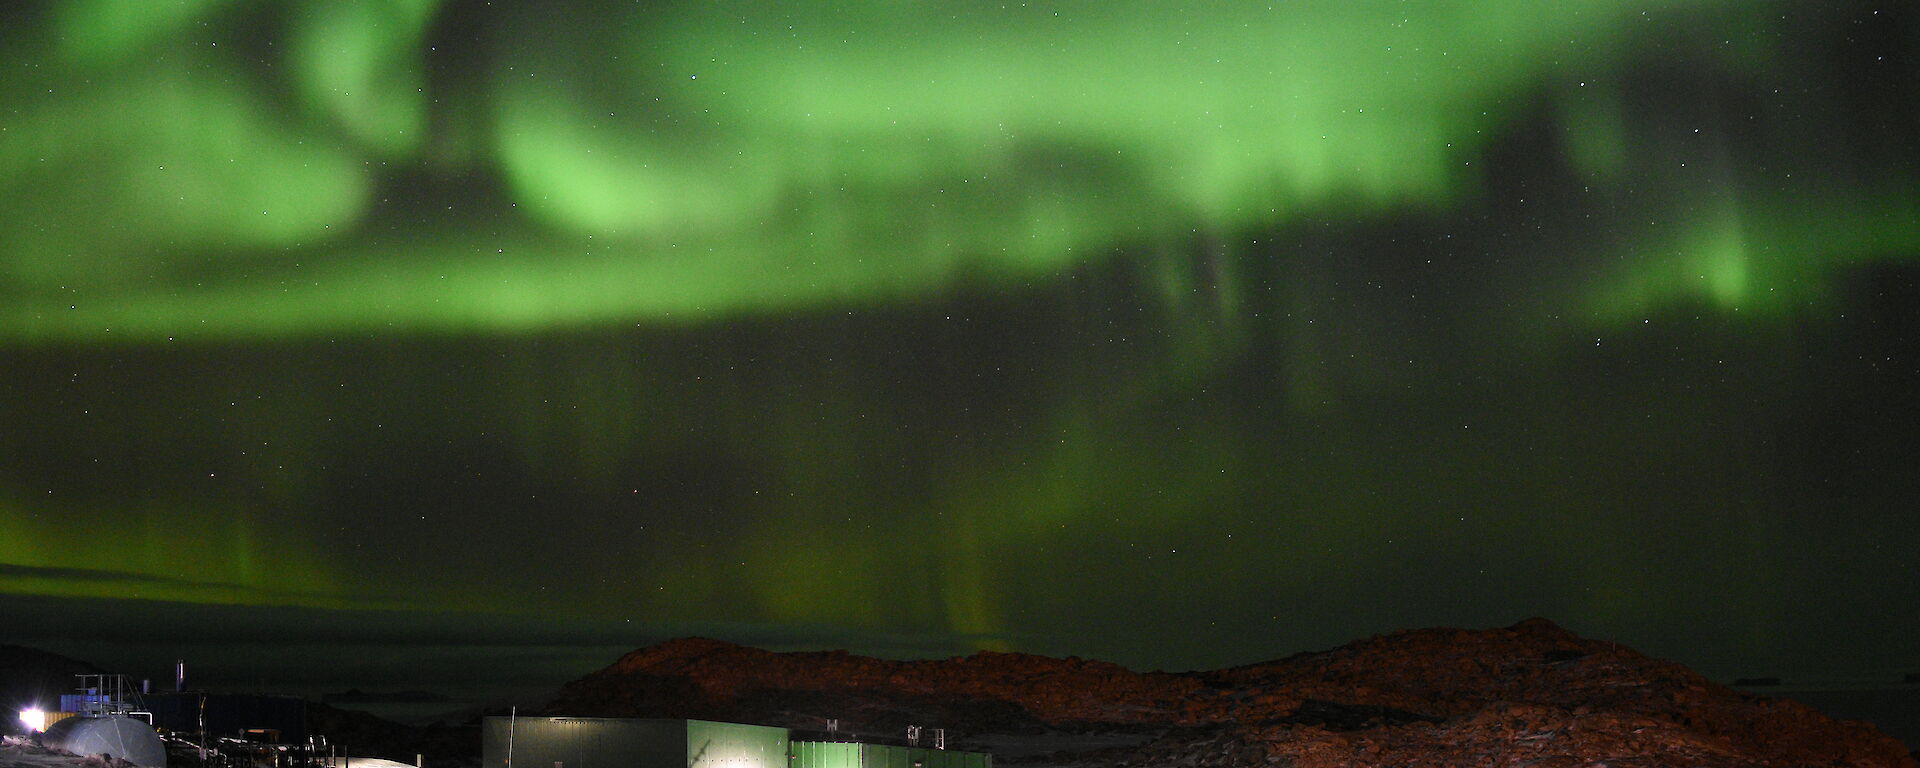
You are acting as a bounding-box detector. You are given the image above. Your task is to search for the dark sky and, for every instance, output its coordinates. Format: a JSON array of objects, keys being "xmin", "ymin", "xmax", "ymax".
[{"xmin": 1, "ymin": 1, "xmax": 1916, "ymax": 706}]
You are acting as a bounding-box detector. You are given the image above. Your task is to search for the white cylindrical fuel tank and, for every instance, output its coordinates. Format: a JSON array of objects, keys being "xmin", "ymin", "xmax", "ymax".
[{"xmin": 40, "ymin": 715, "xmax": 167, "ymax": 768}]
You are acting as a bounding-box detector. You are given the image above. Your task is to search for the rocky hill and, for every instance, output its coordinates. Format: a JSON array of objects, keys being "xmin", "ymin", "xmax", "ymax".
[{"xmin": 546, "ymin": 620, "xmax": 1916, "ymax": 768}]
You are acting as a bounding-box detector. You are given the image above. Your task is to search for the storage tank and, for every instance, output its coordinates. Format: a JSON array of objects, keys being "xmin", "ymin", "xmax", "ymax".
[{"xmin": 40, "ymin": 715, "xmax": 167, "ymax": 768}]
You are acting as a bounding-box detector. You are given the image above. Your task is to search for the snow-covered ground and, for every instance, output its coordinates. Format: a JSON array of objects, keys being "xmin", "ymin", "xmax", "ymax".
[
  {"xmin": 2, "ymin": 739, "xmax": 415, "ymax": 768},
  {"xmin": 1, "ymin": 737, "xmax": 138, "ymax": 768},
  {"xmin": 316, "ymin": 758, "xmax": 416, "ymax": 768}
]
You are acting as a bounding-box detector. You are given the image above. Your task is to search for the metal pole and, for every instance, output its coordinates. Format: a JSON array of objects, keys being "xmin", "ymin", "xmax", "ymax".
[{"xmin": 505, "ymin": 707, "xmax": 517, "ymax": 768}]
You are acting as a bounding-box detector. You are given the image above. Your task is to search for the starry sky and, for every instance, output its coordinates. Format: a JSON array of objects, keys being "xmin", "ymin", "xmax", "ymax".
[{"xmin": 1, "ymin": 0, "xmax": 1916, "ymax": 705}]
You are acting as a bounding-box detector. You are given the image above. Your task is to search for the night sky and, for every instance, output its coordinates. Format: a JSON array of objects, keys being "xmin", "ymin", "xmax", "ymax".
[{"xmin": 2, "ymin": 1, "xmax": 1916, "ymax": 706}]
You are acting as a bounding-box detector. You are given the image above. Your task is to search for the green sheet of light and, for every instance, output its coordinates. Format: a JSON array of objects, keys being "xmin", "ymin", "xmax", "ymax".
[
  {"xmin": 1589, "ymin": 185, "xmax": 1920, "ymax": 321},
  {"xmin": 289, "ymin": 0, "xmax": 441, "ymax": 157},
  {"xmin": 1, "ymin": 0, "xmax": 1916, "ymax": 671},
  {"xmin": 11, "ymin": 0, "xmax": 1893, "ymax": 344}
]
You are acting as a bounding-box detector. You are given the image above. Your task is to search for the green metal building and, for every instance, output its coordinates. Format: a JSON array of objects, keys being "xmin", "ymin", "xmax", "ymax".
[
  {"xmin": 789, "ymin": 741, "xmax": 991, "ymax": 768},
  {"xmin": 482, "ymin": 717, "xmax": 791, "ymax": 768},
  {"xmin": 481, "ymin": 717, "xmax": 990, "ymax": 768}
]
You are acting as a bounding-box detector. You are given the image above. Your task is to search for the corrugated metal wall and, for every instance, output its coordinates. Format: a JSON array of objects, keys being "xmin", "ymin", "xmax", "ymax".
[
  {"xmin": 873, "ymin": 744, "xmax": 991, "ymax": 768},
  {"xmin": 790, "ymin": 741, "xmax": 860, "ymax": 768},
  {"xmin": 685, "ymin": 720, "xmax": 789, "ymax": 768},
  {"xmin": 478, "ymin": 718, "xmax": 985, "ymax": 768},
  {"xmin": 481, "ymin": 717, "xmax": 684, "ymax": 768},
  {"xmin": 790, "ymin": 742, "xmax": 990, "ymax": 768}
]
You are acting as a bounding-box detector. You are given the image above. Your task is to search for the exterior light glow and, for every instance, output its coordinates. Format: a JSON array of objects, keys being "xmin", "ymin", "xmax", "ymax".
[{"xmin": 19, "ymin": 708, "xmax": 46, "ymax": 733}]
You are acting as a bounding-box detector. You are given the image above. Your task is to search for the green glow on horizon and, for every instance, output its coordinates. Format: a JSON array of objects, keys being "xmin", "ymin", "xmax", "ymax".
[{"xmin": 0, "ymin": 498, "xmax": 344, "ymax": 608}]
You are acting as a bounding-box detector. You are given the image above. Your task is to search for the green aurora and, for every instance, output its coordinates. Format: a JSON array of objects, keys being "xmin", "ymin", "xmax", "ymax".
[{"xmin": 1, "ymin": 0, "xmax": 1916, "ymax": 690}]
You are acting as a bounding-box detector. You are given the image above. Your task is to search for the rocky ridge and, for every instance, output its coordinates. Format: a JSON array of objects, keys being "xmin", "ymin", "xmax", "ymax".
[{"xmin": 545, "ymin": 620, "xmax": 1915, "ymax": 768}]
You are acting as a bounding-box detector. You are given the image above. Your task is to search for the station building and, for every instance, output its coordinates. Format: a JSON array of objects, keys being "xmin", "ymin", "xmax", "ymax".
[{"xmin": 480, "ymin": 717, "xmax": 990, "ymax": 768}]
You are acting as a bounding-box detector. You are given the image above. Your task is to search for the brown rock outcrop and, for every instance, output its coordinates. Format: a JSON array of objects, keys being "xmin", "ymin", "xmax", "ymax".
[{"xmin": 544, "ymin": 620, "xmax": 1915, "ymax": 767}]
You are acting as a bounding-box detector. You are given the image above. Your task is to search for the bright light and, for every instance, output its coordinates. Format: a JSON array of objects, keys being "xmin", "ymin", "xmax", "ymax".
[{"xmin": 18, "ymin": 708, "xmax": 46, "ymax": 733}]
